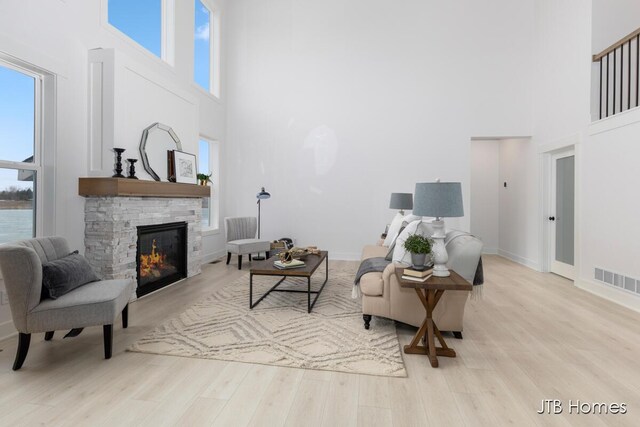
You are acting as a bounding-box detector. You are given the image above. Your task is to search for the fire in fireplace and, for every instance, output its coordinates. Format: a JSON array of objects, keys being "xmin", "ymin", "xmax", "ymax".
[
  {"xmin": 136, "ymin": 222, "xmax": 187, "ymax": 297},
  {"xmin": 139, "ymin": 239, "xmax": 178, "ymax": 278}
]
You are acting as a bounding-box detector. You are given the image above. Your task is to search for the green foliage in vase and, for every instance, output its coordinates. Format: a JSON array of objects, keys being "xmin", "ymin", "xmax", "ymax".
[
  {"xmin": 196, "ymin": 173, "xmax": 212, "ymax": 183},
  {"xmin": 403, "ymin": 234, "xmax": 432, "ymax": 254}
]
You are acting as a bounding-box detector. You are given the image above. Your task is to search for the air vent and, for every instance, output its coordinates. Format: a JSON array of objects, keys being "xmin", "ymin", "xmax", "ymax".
[{"xmin": 594, "ymin": 268, "xmax": 638, "ymax": 295}]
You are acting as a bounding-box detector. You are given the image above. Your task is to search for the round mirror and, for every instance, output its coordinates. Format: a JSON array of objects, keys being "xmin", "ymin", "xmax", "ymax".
[{"xmin": 139, "ymin": 123, "xmax": 183, "ymax": 181}]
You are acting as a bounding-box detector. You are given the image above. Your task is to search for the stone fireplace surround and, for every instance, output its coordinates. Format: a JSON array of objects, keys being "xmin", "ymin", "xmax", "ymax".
[{"xmin": 83, "ymin": 196, "xmax": 202, "ymax": 298}]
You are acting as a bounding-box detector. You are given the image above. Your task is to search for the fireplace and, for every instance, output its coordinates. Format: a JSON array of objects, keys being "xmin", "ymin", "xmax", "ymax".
[{"xmin": 136, "ymin": 222, "xmax": 187, "ymax": 297}]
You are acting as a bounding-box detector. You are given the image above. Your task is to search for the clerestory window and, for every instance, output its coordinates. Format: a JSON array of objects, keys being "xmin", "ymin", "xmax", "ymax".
[
  {"xmin": 108, "ymin": 0, "xmax": 175, "ymax": 64},
  {"xmin": 194, "ymin": 0, "xmax": 221, "ymax": 97}
]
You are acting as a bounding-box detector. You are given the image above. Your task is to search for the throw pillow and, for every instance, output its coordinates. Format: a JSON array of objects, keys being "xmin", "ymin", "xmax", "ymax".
[
  {"xmin": 403, "ymin": 214, "xmax": 421, "ymax": 224},
  {"xmin": 385, "ymin": 222, "xmax": 408, "ymax": 261},
  {"xmin": 382, "ymin": 213, "xmax": 404, "ymax": 247},
  {"xmin": 392, "ymin": 220, "xmax": 436, "ymax": 265},
  {"xmin": 42, "ymin": 251, "xmax": 100, "ymax": 299}
]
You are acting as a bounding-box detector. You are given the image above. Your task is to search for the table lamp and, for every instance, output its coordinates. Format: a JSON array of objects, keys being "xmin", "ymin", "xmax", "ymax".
[
  {"xmin": 389, "ymin": 193, "xmax": 413, "ymax": 215},
  {"xmin": 253, "ymin": 187, "xmax": 271, "ymax": 260},
  {"xmin": 413, "ymin": 181, "xmax": 464, "ymax": 277}
]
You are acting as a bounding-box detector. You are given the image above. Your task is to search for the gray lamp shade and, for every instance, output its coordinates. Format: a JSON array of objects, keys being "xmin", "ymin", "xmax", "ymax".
[
  {"xmin": 413, "ymin": 182, "xmax": 464, "ymax": 218},
  {"xmin": 389, "ymin": 193, "xmax": 413, "ymax": 210}
]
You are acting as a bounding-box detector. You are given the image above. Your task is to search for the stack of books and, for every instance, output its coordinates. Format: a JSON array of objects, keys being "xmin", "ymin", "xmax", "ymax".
[
  {"xmin": 401, "ymin": 267, "xmax": 433, "ymax": 282},
  {"xmin": 274, "ymin": 259, "xmax": 306, "ymax": 269}
]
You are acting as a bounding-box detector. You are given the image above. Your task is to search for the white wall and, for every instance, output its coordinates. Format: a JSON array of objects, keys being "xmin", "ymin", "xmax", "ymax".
[
  {"xmin": 0, "ymin": 0, "xmax": 228, "ymax": 253},
  {"xmin": 592, "ymin": 0, "xmax": 640, "ymax": 53},
  {"xmin": 529, "ymin": 0, "xmax": 640, "ymax": 310},
  {"xmin": 497, "ymin": 139, "xmax": 540, "ymax": 270},
  {"xmin": 521, "ymin": 0, "xmax": 592, "ymax": 275},
  {"xmin": 0, "ymin": 0, "xmax": 229, "ymax": 337},
  {"xmin": 581, "ymin": 110, "xmax": 640, "ymax": 309},
  {"xmin": 458, "ymin": 0, "xmax": 595, "ymax": 277},
  {"xmin": 585, "ymin": 113, "xmax": 640, "ymax": 277},
  {"xmin": 470, "ymin": 140, "xmax": 500, "ymax": 254},
  {"xmin": 224, "ymin": 0, "xmax": 535, "ymax": 259},
  {"xmin": 533, "ymin": 0, "xmax": 592, "ymax": 145},
  {"xmin": 588, "ymin": 2, "xmax": 640, "ymax": 309}
]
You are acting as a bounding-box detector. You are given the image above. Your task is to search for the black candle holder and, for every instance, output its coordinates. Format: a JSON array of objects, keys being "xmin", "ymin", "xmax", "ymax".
[
  {"xmin": 127, "ymin": 159, "xmax": 139, "ymax": 179},
  {"xmin": 112, "ymin": 148, "xmax": 126, "ymax": 178}
]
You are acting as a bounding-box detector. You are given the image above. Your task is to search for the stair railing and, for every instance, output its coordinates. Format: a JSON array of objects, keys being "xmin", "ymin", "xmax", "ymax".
[{"xmin": 593, "ymin": 27, "xmax": 640, "ymax": 119}]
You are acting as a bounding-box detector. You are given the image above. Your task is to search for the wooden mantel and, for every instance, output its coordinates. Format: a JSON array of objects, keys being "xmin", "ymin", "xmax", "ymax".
[{"xmin": 78, "ymin": 178, "xmax": 211, "ymax": 198}]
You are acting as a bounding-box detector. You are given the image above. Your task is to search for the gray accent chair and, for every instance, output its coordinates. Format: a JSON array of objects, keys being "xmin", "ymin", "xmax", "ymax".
[
  {"xmin": 225, "ymin": 217, "xmax": 271, "ymax": 269},
  {"xmin": 0, "ymin": 237, "xmax": 135, "ymax": 370}
]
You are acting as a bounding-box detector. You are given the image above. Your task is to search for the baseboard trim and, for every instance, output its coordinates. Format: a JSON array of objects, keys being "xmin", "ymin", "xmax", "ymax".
[
  {"xmin": 329, "ymin": 252, "xmax": 361, "ymax": 261},
  {"xmin": 497, "ymin": 249, "xmax": 541, "ymax": 271},
  {"xmin": 0, "ymin": 320, "xmax": 16, "ymax": 342},
  {"xmin": 202, "ymin": 250, "xmax": 226, "ymax": 264},
  {"xmin": 575, "ymin": 278, "xmax": 640, "ymax": 314},
  {"xmin": 482, "ymin": 247, "xmax": 498, "ymax": 255}
]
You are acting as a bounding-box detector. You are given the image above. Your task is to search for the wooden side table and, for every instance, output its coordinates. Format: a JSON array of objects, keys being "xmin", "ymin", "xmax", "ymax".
[{"xmin": 395, "ymin": 268, "xmax": 472, "ymax": 368}]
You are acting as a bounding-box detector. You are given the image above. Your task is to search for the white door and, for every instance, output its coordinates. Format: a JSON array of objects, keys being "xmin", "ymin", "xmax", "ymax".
[{"xmin": 549, "ymin": 150, "xmax": 575, "ymax": 279}]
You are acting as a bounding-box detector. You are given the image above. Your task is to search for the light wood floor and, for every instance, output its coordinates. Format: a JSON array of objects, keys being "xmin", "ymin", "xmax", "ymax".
[{"xmin": 0, "ymin": 255, "xmax": 639, "ymax": 426}]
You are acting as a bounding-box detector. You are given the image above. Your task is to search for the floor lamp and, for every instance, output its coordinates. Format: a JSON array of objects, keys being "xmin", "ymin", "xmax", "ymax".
[{"xmin": 253, "ymin": 187, "xmax": 271, "ymax": 260}]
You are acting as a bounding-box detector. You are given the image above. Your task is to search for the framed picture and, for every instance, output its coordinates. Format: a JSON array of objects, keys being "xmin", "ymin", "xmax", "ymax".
[{"xmin": 172, "ymin": 150, "xmax": 198, "ymax": 184}]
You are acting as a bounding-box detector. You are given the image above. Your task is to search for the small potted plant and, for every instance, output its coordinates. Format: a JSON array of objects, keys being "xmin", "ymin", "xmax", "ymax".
[
  {"xmin": 403, "ymin": 233, "xmax": 432, "ymax": 271},
  {"xmin": 197, "ymin": 173, "xmax": 212, "ymax": 186}
]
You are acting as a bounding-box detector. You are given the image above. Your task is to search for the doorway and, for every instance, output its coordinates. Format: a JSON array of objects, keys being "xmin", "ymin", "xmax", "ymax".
[
  {"xmin": 470, "ymin": 137, "xmax": 536, "ymax": 266},
  {"xmin": 548, "ymin": 149, "xmax": 575, "ymax": 279}
]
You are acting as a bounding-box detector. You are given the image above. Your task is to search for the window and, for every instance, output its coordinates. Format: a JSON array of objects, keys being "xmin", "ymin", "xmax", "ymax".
[
  {"xmin": 0, "ymin": 63, "xmax": 39, "ymax": 244},
  {"xmin": 194, "ymin": 1, "xmax": 211, "ymax": 91},
  {"xmin": 108, "ymin": 0, "xmax": 174, "ymax": 64},
  {"xmin": 198, "ymin": 139, "xmax": 211, "ymax": 228},
  {"xmin": 198, "ymin": 138, "xmax": 219, "ymax": 230},
  {"xmin": 194, "ymin": 0, "xmax": 221, "ymax": 97}
]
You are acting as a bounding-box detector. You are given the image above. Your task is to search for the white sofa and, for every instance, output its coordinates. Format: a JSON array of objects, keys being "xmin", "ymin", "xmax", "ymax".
[{"xmin": 360, "ymin": 230, "xmax": 482, "ymax": 337}]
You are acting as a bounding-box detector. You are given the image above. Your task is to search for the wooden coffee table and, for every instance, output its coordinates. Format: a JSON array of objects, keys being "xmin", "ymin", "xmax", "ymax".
[
  {"xmin": 395, "ymin": 268, "xmax": 472, "ymax": 368},
  {"xmin": 249, "ymin": 251, "xmax": 329, "ymax": 313}
]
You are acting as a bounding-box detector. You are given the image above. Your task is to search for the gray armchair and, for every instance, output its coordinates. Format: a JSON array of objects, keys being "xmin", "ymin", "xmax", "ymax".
[
  {"xmin": 225, "ymin": 217, "xmax": 271, "ymax": 269},
  {"xmin": 0, "ymin": 237, "xmax": 135, "ymax": 370}
]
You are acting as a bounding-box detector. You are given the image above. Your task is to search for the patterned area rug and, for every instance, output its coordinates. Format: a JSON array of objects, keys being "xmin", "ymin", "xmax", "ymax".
[{"xmin": 129, "ymin": 265, "xmax": 407, "ymax": 377}]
